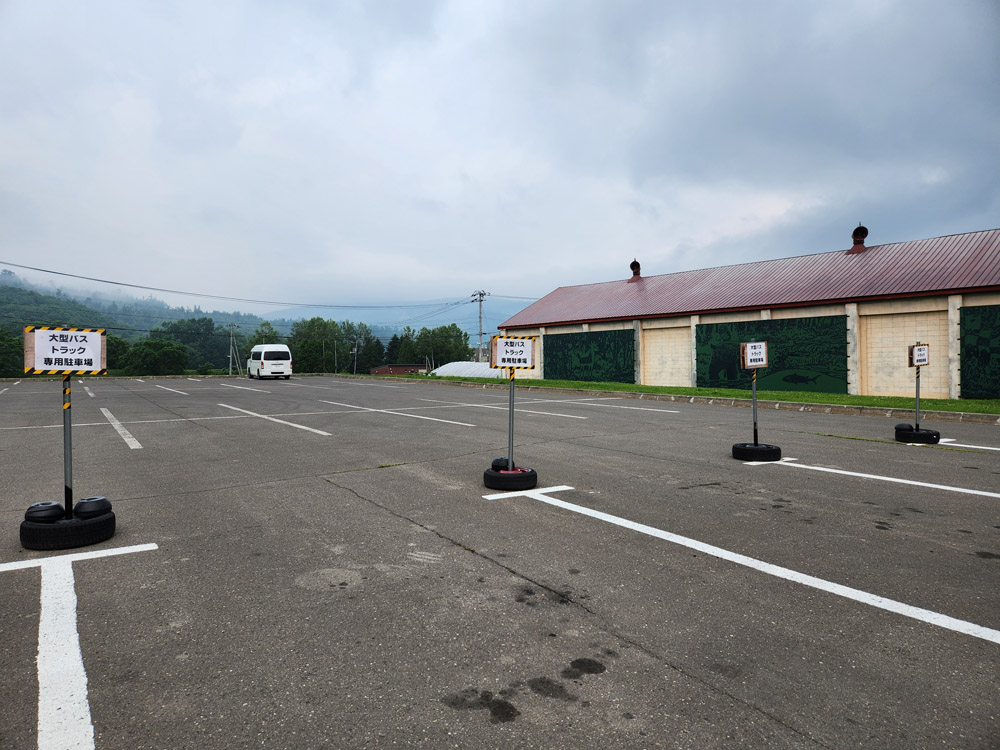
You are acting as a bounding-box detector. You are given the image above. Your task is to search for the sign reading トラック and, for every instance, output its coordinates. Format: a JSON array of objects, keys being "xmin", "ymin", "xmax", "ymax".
[{"xmin": 24, "ymin": 326, "xmax": 107, "ymax": 375}]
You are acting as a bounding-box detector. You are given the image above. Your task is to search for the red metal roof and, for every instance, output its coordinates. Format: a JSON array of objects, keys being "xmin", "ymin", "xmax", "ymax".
[{"xmin": 500, "ymin": 229, "xmax": 1000, "ymax": 329}]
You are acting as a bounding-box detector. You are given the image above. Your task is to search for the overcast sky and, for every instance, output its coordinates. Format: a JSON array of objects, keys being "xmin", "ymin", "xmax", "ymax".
[{"xmin": 2, "ymin": 0, "xmax": 998, "ymax": 324}]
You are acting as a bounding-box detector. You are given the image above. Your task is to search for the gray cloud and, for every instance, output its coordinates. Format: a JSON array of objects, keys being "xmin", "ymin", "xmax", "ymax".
[{"xmin": 0, "ymin": 0, "xmax": 997, "ymax": 310}]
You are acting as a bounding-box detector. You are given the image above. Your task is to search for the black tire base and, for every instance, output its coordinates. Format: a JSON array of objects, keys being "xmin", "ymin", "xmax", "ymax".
[
  {"xmin": 491, "ymin": 457, "xmax": 515, "ymax": 472},
  {"xmin": 732, "ymin": 443, "xmax": 782, "ymax": 461},
  {"xmin": 894, "ymin": 426, "xmax": 940, "ymax": 444},
  {"xmin": 484, "ymin": 467, "xmax": 538, "ymax": 491},
  {"xmin": 20, "ymin": 512, "xmax": 116, "ymax": 551}
]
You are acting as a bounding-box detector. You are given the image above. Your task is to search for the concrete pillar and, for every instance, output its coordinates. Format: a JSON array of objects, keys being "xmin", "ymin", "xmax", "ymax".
[
  {"xmin": 690, "ymin": 314, "xmax": 700, "ymax": 387},
  {"xmin": 948, "ymin": 295, "xmax": 962, "ymax": 399},
  {"xmin": 633, "ymin": 320, "xmax": 642, "ymax": 384},
  {"xmin": 845, "ymin": 303, "xmax": 859, "ymax": 395}
]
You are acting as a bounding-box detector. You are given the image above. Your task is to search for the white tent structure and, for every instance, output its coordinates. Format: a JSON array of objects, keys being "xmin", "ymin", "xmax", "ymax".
[{"xmin": 430, "ymin": 361, "xmax": 505, "ymax": 378}]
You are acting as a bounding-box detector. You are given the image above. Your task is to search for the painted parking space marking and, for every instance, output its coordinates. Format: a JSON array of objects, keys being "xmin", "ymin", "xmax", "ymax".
[
  {"xmin": 155, "ymin": 384, "xmax": 189, "ymax": 395},
  {"xmin": 218, "ymin": 404, "xmax": 332, "ymax": 435},
  {"xmin": 938, "ymin": 438, "xmax": 1000, "ymax": 452},
  {"xmin": 483, "ymin": 486, "xmax": 1000, "ymax": 645},
  {"xmin": 83, "ymin": 387, "xmax": 95, "ymax": 398},
  {"xmin": 0, "ymin": 543, "xmax": 158, "ymax": 750},
  {"xmin": 418, "ymin": 398, "xmax": 587, "ymax": 420},
  {"xmin": 219, "ymin": 383, "xmax": 270, "ymax": 393},
  {"xmin": 100, "ymin": 408, "xmax": 143, "ymax": 449},
  {"xmin": 319, "ymin": 400, "xmax": 475, "ymax": 427},
  {"xmin": 746, "ymin": 457, "xmax": 1000, "ymax": 499},
  {"xmin": 559, "ymin": 398, "xmax": 680, "ymax": 413}
]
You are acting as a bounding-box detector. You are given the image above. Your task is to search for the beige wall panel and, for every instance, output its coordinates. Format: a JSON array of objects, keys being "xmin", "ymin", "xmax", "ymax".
[
  {"xmin": 641, "ymin": 326, "xmax": 692, "ymax": 386},
  {"xmin": 589, "ymin": 321, "xmax": 632, "ymax": 332},
  {"xmin": 857, "ymin": 297, "xmax": 948, "ymax": 317},
  {"xmin": 642, "ymin": 317, "xmax": 692, "ymax": 330},
  {"xmin": 962, "ymin": 292, "xmax": 1000, "ymax": 307},
  {"xmin": 859, "ymin": 311, "xmax": 948, "ymax": 398},
  {"xmin": 700, "ymin": 311, "xmax": 761, "ymax": 325},
  {"xmin": 771, "ymin": 304, "xmax": 846, "ymax": 319}
]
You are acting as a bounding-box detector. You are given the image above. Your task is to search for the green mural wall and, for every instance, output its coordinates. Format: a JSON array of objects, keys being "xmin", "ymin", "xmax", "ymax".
[
  {"xmin": 543, "ymin": 330, "xmax": 635, "ymax": 384},
  {"xmin": 696, "ymin": 316, "xmax": 848, "ymax": 393},
  {"xmin": 960, "ymin": 305, "xmax": 1000, "ymax": 398}
]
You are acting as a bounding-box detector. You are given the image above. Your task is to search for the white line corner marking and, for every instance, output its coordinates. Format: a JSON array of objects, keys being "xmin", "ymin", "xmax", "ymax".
[
  {"xmin": 745, "ymin": 456, "xmax": 1000, "ymax": 499},
  {"xmin": 0, "ymin": 543, "xmax": 158, "ymax": 750},
  {"xmin": 483, "ymin": 486, "xmax": 1000, "ymax": 646},
  {"xmin": 219, "ymin": 404, "xmax": 332, "ymax": 435},
  {"xmin": 100, "ymin": 408, "xmax": 143, "ymax": 449}
]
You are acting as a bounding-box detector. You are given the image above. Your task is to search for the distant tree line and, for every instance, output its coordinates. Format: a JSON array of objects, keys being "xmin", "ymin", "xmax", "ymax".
[
  {"xmin": 0, "ymin": 315, "xmax": 472, "ymax": 377},
  {"xmin": 0, "ymin": 278, "xmax": 474, "ymax": 377}
]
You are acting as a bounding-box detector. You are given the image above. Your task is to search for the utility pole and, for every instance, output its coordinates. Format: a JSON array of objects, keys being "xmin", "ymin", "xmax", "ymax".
[
  {"xmin": 472, "ymin": 290, "xmax": 490, "ymax": 362},
  {"xmin": 228, "ymin": 323, "xmax": 238, "ymax": 375}
]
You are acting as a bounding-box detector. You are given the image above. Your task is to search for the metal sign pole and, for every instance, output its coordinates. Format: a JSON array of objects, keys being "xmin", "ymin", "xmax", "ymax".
[
  {"xmin": 62, "ymin": 374, "xmax": 74, "ymax": 519},
  {"xmin": 914, "ymin": 341, "xmax": 921, "ymax": 431},
  {"xmin": 752, "ymin": 368, "xmax": 759, "ymax": 446},
  {"xmin": 507, "ymin": 367, "xmax": 515, "ymax": 470}
]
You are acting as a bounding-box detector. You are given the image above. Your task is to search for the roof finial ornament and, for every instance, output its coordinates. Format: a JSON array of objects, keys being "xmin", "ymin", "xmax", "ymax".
[{"xmin": 628, "ymin": 258, "xmax": 641, "ymax": 282}]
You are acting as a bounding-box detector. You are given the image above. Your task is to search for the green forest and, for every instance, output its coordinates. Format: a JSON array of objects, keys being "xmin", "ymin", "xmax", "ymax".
[{"xmin": 0, "ymin": 279, "xmax": 472, "ymax": 378}]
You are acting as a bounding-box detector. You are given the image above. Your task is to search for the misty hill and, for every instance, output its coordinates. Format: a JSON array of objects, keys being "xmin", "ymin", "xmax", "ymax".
[{"xmin": 0, "ymin": 270, "xmax": 532, "ymax": 343}]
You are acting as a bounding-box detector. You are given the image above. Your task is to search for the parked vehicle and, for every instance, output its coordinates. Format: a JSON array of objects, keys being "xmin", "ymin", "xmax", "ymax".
[{"xmin": 247, "ymin": 344, "xmax": 292, "ymax": 379}]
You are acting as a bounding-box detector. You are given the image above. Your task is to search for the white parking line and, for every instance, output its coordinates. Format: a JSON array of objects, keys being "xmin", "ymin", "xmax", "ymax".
[
  {"xmin": 218, "ymin": 404, "xmax": 332, "ymax": 435},
  {"xmin": 155, "ymin": 384, "xmax": 189, "ymax": 395},
  {"xmin": 561, "ymin": 399, "xmax": 680, "ymax": 413},
  {"xmin": 219, "ymin": 383, "xmax": 270, "ymax": 393},
  {"xmin": 83, "ymin": 387, "xmax": 95, "ymax": 398},
  {"xmin": 938, "ymin": 438, "xmax": 1000, "ymax": 452},
  {"xmin": 483, "ymin": 486, "xmax": 1000, "ymax": 646},
  {"xmin": 320, "ymin": 400, "xmax": 475, "ymax": 427},
  {"xmin": 418, "ymin": 398, "xmax": 587, "ymax": 419},
  {"xmin": 100, "ymin": 408, "xmax": 143, "ymax": 449},
  {"xmin": 747, "ymin": 457, "xmax": 1000, "ymax": 499},
  {"xmin": 0, "ymin": 543, "xmax": 158, "ymax": 750}
]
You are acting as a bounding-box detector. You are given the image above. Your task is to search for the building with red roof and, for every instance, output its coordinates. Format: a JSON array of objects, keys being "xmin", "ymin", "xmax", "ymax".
[{"xmin": 499, "ymin": 227, "xmax": 1000, "ymax": 399}]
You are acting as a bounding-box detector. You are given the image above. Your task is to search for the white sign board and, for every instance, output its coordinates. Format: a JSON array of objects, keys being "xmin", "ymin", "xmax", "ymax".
[
  {"xmin": 741, "ymin": 341, "xmax": 768, "ymax": 369},
  {"xmin": 909, "ymin": 344, "xmax": 930, "ymax": 367},
  {"xmin": 490, "ymin": 336, "xmax": 536, "ymax": 369},
  {"xmin": 24, "ymin": 327, "xmax": 107, "ymax": 374}
]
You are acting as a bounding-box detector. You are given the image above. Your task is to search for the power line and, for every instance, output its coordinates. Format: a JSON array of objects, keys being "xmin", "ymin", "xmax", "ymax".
[{"xmin": 0, "ymin": 260, "xmax": 464, "ymax": 310}]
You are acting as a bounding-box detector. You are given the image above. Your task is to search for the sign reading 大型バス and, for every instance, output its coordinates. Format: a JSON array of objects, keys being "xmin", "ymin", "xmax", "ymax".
[{"xmin": 24, "ymin": 326, "xmax": 107, "ymax": 375}]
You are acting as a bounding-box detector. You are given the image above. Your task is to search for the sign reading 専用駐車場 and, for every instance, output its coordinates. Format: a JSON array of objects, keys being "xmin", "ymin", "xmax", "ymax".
[
  {"xmin": 490, "ymin": 336, "xmax": 537, "ymax": 370},
  {"xmin": 24, "ymin": 326, "xmax": 107, "ymax": 375}
]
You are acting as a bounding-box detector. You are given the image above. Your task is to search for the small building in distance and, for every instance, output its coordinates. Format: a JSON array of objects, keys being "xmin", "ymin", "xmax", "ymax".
[{"xmin": 498, "ymin": 227, "xmax": 1000, "ymax": 399}]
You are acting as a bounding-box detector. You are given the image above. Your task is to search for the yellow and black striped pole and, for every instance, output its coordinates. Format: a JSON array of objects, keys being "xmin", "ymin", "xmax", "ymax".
[{"xmin": 63, "ymin": 374, "xmax": 74, "ymax": 517}]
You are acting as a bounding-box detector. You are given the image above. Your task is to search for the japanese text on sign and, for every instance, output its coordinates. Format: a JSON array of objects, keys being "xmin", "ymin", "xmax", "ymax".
[
  {"xmin": 25, "ymin": 327, "xmax": 107, "ymax": 374},
  {"xmin": 490, "ymin": 336, "xmax": 536, "ymax": 369},
  {"xmin": 909, "ymin": 344, "xmax": 930, "ymax": 367},
  {"xmin": 740, "ymin": 341, "xmax": 768, "ymax": 369}
]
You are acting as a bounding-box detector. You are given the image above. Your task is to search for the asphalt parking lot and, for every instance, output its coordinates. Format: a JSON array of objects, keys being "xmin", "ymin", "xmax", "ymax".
[{"xmin": 1, "ymin": 374, "xmax": 998, "ymax": 749}]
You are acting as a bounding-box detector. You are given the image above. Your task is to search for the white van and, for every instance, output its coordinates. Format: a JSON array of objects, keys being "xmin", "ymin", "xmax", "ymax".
[{"xmin": 247, "ymin": 344, "xmax": 293, "ymax": 380}]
